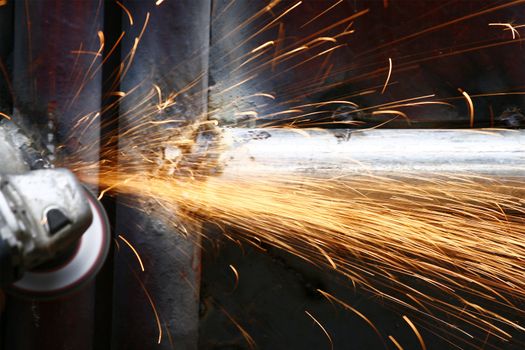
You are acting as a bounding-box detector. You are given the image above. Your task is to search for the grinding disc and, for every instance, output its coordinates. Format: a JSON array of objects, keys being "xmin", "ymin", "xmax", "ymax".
[{"xmin": 10, "ymin": 189, "xmax": 110, "ymax": 299}]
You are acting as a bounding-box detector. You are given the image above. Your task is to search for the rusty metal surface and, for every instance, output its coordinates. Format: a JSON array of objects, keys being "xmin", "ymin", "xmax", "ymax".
[{"xmin": 111, "ymin": 1, "xmax": 210, "ymax": 349}]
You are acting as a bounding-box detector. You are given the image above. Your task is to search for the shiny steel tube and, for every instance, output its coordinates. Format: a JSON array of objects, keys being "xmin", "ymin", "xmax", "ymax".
[{"xmin": 214, "ymin": 128, "xmax": 525, "ymax": 178}]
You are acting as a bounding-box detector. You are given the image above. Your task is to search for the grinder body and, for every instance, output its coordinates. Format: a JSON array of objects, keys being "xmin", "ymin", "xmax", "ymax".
[{"xmin": 0, "ymin": 121, "xmax": 109, "ymax": 297}]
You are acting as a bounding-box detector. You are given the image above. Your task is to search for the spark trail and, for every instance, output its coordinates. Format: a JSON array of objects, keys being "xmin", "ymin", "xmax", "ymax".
[{"xmin": 45, "ymin": 1, "xmax": 525, "ymax": 348}]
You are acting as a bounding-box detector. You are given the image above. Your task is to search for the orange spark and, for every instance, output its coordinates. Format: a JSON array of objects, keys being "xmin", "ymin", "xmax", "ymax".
[
  {"xmin": 136, "ymin": 273, "xmax": 163, "ymax": 344},
  {"xmin": 458, "ymin": 88, "xmax": 475, "ymax": 127},
  {"xmin": 229, "ymin": 264, "xmax": 239, "ymax": 292},
  {"xmin": 317, "ymin": 290, "xmax": 383, "ymax": 341},
  {"xmin": 0, "ymin": 112, "xmax": 11, "ymax": 120},
  {"xmin": 251, "ymin": 40, "xmax": 274, "ymax": 53},
  {"xmin": 305, "ymin": 310, "xmax": 333, "ymax": 350},
  {"xmin": 403, "ymin": 316, "xmax": 427, "ymax": 350},
  {"xmin": 301, "ymin": 0, "xmax": 343, "ymax": 28},
  {"xmin": 220, "ymin": 306, "xmax": 256, "ymax": 349},
  {"xmin": 388, "ymin": 335, "xmax": 404, "ymax": 350},
  {"xmin": 116, "ymin": 0, "xmax": 134, "ymax": 26},
  {"xmin": 381, "ymin": 58, "xmax": 393, "ymax": 94},
  {"xmin": 70, "ymin": 50, "xmax": 102, "ymax": 57},
  {"xmin": 489, "ymin": 22, "xmax": 520, "ymax": 39},
  {"xmin": 309, "ymin": 36, "xmax": 337, "ymax": 44},
  {"xmin": 119, "ymin": 234, "xmax": 145, "ymax": 272}
]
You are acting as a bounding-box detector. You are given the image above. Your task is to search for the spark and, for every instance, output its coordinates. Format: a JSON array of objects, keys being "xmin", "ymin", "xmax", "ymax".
[
  {"xmin": 58, "ymin": 3, "xmax": 525, "ymax": 348},
  {"xmin": 155, "ymin": 0, "xmax": 165, "ymax": 6},
  {"xmin": 116, "ymin": 0, "xmax": 134, "ymax": 26},
  {"xmin": 389, "ymin": 335, "xmax": 404, "ymax": 350},
  {"xmin": 305, "ymin": 310, "xmax": 334, "ymax": 350},
  {"xmin": 251, "ymin": 40, "xmax": 274, "ymax": 53},
  {"xmin": 229, "ymin": 264, "xmax": 239, "ymax": 292},
  {"xmin": 371, "ymin": 110, "xmax": 410, "ymax": 125},
  {"xmin": 0, "ymin": 0, "xmax": 7, "ymax": 6},
  {"xmin": 318, "ymin": 289, "xmax": 383, "ymax": 341},
  {"xmin": 381, "ymin": 58, "xmax": 393, "ymax": 94},
  {"xmin": 135, "ymin": 271, "xmax": 163, "ymax": 344},
  {"xmin": 458, "ymin": 88, "xmax": 475, "ymax": 127},
  {"xmin": 252, "ymin": 93, "xmax": 275, "ymax": 99},
  {"xmin": 358, "ymin": 0, "xmax": 525, "ymax": 57},
  {"xmin": 97, "ymin": 184, "xmax": 116, "ymax": 200},
  {"xmin": 309, "ymin": 37, "xmax": 338, "ymax": 44},
  {"xmin": 219, "ymin": 75, "xmax": 258, "ymax": 95},
  {"xmin": 119, "ymin": 234, "xmax": 145, "ymax": 272},
  {"xmin": 0, "ymin": 112, "xmax": 11, "ymax": 120},
  {"xmin": 69, "ymin": 50, "xmax": 102, "ymax": 57},
  {"xmin": 219, "ymin": 305, "xmax": 256, "ymax": 349},
  {"xmin": 489, "ymin": 22, "xmax": 520, "ymax": 39},
  {"xmin": 403, "ymin": 315, "xmax": 427, "ymax": 350},
  {"xmin": 300, "ymin": 0, "xmax": 343, "ymax": 29}
]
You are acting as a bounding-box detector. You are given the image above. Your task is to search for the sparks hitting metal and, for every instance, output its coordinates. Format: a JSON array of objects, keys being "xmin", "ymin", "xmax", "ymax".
[{"xmin": 0, "ymin": 121, "xmax": 110, "ymax": 298}]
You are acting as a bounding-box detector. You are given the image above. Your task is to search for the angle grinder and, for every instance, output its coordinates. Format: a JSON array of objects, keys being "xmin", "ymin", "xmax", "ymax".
[{"xmin": 0, "ymin": 121, "xmax": 110, "ymax": 298}]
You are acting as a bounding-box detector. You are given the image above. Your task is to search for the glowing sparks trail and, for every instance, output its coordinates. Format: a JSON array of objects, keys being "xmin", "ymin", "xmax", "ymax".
[
  {"xmin": 71, "ymin": 131, "xmax": 525, "ymax": 347},
  {"xmin": 305, "ymin": 310, "xmax": 334, "ymax": 350},
  {"xmin": 51, "ymin": 1, "xmax": 525, "ymax": 348},
  {"xmin": 229, "ymin": 264, "xmax": 239, "ymax": 292},
  {"xmin": 301, "ymin": 0, "xmax": 342, "ymax": 28},
  {"xmin": 389, "ymin": 335, "xmax": 404, "ymax": 350},
  {"xmin": 381, "ymin": 58, "xmax": 393, "ymax": 94},
  {"xmin": 459, "ymin": 88, "xmax": 475, "ymax": 127},
  {"xmin": 489, "ymin": 22, "xmax": 521, "ymax": 39},
  {"xmin": 403, "ymin": 315, "xmax": 427, "ymax": 350},
  {"xmin": 135, "ymin": 271, "xmax": 163, "ymax": 344},
  {"xmin": 251, "ymin": 40, "xmax": 274, "ymax": 53},
  {"xmin": 119, "ymin": 234, "xmax": 145, "ymax": 272},
  {"xmin": 116, "ymin": 0, "xmax": 134, "ymax": 26}
]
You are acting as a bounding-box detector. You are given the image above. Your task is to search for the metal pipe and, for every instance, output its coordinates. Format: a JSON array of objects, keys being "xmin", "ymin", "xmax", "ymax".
[
  {"xmin": 214, "ymin": 128, "xmax": 524, "ymax": 177},
  {"xmin": 112, "ymin": 1, "xmax": 210, "ymax": 349}
]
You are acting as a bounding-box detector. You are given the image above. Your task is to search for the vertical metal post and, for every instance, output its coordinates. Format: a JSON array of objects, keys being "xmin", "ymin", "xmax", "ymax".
[
  {"xmin": 3, "ymin": 2, "xmax": 103, "ymax": 349},
  {"xmin": 112, "ymin": 1, "xmax": 210, "ymax": 349}
]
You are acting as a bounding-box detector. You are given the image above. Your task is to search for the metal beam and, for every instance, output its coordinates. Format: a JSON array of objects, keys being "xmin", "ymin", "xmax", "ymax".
[
  {"xmin": 3, "ymin": 2, "xmax": 104, "ymax": 350},
  {"xmin": 112, "ymin": 1, "xmax": 211, "ymax": 349}
]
